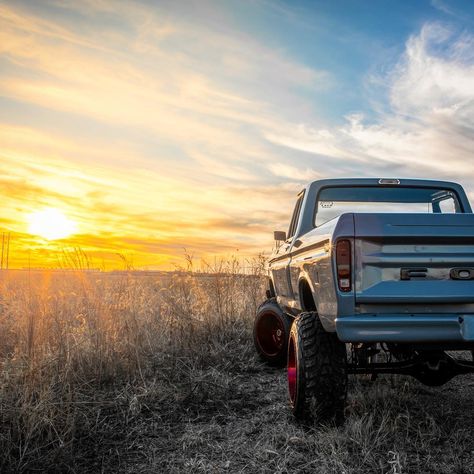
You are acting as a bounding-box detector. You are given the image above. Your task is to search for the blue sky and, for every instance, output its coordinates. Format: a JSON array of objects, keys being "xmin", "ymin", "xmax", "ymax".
[{"xmin": 1, "ymin": 0, "xmax": 474, "ymax": 267}]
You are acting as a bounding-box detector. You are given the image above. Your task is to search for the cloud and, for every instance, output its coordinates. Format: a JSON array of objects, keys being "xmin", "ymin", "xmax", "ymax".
[
  {"xmin": 431, "ymin": 0, "xmax": 458, "ymax": 17},
  {"xmin": 265, "ymin": 23, "xmax": 474, "ymax": 195},
  {"xmin": 0, "ymin": 1, "xmax": 326, "ymax": 126},
  {"xmin": 390, "ymin": 23, "xmax": 474, "ymax": 116},
  {"xmin": 264, "ymin": 125, "xmax": 348, "ymax": 160},
  {"xmin": 0, "ymin": 0, "xmax": 329, "ymax": 195},
  {"xmin": 268, "ymin": 162, "xmax": 320, "ymax": 181}
]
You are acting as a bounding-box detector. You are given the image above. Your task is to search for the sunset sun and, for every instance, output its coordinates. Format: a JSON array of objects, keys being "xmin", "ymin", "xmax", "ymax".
[{"xmin": 28, "ymin": 208, "xmax": 77, "ymax": 240}]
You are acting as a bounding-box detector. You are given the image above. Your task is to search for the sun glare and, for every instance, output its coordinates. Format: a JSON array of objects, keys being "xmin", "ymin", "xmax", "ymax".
[{"xmin": 28, "ymin": 208, "xmax": 77, "ymax": 240}]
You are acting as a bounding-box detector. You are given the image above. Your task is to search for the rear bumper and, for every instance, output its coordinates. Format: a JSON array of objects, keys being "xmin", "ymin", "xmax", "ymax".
[{"xmin": 335, "ymin": 314, "xmax": 474, "ymax": 343}]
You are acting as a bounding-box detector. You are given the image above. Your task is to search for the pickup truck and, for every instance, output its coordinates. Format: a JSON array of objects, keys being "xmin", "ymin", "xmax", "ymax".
[{"xmin": 253, "ymin": 178, "xmax": 474, "ymax": 424}]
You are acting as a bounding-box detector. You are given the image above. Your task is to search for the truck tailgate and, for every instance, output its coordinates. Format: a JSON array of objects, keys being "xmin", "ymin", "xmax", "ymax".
[{"xmin": 354, "ymin": 214, "xmax": 474, "ymax": 305}]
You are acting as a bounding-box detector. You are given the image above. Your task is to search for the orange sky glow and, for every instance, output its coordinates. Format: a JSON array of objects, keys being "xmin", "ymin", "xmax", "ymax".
[{"xmin": 0, "ymin": 1, "xmax": 305, "ymax": 269}]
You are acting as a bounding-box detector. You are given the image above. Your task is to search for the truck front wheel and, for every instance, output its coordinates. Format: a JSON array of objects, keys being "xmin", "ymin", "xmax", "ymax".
[
  {"xmin": 288, "ymin": 312, "xmax": 347, "ymax": 424},
  {"xmin": 253, "ymin": 298, "xmax": 292, "ymax": 367}
]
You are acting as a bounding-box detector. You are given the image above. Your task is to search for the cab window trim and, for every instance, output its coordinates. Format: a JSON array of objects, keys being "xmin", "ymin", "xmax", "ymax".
[{"xmin": 287, "ymin": 191, "xmax": 305, "ymax": 240}]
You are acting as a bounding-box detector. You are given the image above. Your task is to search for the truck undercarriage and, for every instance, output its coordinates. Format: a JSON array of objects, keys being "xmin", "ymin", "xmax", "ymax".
[{"xmin": 349, "ymin": 343, "xmax": 474, "ymax": 386}]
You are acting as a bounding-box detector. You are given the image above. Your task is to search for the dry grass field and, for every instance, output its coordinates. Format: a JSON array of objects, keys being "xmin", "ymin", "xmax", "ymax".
[{"xmin": 1, "ymin": 262, "xmax": 474, "ymax": 473}]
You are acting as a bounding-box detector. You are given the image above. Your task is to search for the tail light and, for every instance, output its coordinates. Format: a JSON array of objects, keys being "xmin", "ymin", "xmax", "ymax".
[{"xmin": 336, "ymin": 239, "xmax": 352, "ymax": 292}]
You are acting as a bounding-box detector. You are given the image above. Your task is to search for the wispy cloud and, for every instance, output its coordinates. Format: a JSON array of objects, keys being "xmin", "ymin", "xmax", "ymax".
[
  {"xmin": 431, "ymin": 0, "xmax": 458, "ymax": 18},
  {"xmin": 265, "ymin": 22, "xmax": 474, "ymax": 192},
  {"xmin": 268, "ymin": 162, "xmax": 320, "ymax": 181}
]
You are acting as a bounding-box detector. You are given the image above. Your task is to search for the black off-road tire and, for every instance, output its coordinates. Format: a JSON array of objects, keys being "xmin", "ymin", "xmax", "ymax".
[
  {"xmin": 253, "ymin": 298, "xmax": 292, "ymax": 367},
  {"xmin": 287, "ymin": 312, "xmax": 347, "ymax": 424}
]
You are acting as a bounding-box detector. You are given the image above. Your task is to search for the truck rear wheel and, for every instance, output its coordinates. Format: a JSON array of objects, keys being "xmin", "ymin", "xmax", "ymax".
[
  {"xmin": 253, "ymin": 298, "xmax": 292, "ymax": 367},
  {"xmin": 288, "ymin": 312, "xmax": 347, "ymax": 424}
]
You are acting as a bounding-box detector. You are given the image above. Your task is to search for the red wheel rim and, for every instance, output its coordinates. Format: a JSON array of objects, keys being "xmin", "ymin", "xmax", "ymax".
[
  {"xmin": 255, "ymin": 311, "xmax": 285, "ymax": 357},
  {"xmin": 287, "ymin": 335, "xmax": 297, "ymax": 403}
]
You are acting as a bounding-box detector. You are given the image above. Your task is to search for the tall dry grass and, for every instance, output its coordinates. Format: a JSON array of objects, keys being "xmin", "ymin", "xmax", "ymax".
[
  {"xmin": 0, "ymin": 257, "xmax": 266, "ymax": 472},
  {"xmin": 2, "ymin": 256, "xmax": 473, "ymax": 473}
]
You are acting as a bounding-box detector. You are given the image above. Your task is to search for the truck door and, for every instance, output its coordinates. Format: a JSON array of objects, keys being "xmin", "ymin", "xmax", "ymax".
[{"xmin": 271, "ymin": 192, "xmax": 305, "ymax": 306}]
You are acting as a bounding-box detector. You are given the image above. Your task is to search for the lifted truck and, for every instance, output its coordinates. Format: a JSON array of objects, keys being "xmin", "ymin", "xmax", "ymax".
[{"xmin": 253, "ymin": 178, "xmax": 474, "ymax": 424}]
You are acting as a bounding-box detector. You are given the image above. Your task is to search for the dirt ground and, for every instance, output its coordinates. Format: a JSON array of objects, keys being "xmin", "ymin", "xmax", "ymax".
[{"xmin": 117, "ymin": 359, "xmax": 474, "ymax": 474}]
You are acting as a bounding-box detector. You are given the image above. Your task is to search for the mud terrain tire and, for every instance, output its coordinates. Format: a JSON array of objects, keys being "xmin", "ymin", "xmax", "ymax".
[
  {"xmin": 288, "ymin": 312, "xmax": 347, "ymax": 424},
  {"xmin": 253, "ymin": 298, "xmax": 292, "ymax": 367}
]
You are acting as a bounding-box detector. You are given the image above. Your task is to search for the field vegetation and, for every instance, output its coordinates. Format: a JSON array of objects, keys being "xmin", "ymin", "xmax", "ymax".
[{"xmin": 0, "ymin": 258, "xmax": 473, "ymax": 473}]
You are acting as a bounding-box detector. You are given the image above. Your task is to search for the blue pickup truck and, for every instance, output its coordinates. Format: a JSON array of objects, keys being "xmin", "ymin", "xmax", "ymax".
[{"xmin": 253, "ymin": 178, "xmax": 474, "ymax": 424}]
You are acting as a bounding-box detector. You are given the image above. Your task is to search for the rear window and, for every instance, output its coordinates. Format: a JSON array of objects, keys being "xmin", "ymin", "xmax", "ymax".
[{"xmin": 315, "ymin": 186, "xmax": 461, "ymax": 227}]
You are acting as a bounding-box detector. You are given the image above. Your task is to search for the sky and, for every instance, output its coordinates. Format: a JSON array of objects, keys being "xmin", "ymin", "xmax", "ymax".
[{"xmin": 1, "ymin": 0, "xmax": 474, "ymax": 269}]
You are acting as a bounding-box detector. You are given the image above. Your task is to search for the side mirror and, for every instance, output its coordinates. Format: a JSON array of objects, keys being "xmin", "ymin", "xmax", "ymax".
[{"xmin": 274, "ymin": 230, "xmax": 286, "ymax": 242}]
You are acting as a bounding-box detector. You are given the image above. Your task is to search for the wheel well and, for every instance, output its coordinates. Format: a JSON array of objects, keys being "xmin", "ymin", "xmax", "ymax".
[{"xmin": 299, "ymin": 279, "xmax": 316, "ymax": 312}]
